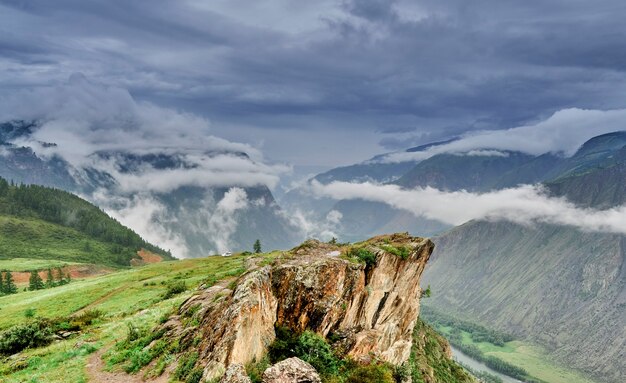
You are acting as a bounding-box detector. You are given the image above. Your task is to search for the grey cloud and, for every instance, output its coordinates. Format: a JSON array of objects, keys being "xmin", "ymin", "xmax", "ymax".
[
  {"xmin": 0, "ymin": 75, "xmax": 289, "ymax": 192},
  {"xmin": 1, "ymin": 0, "xmax": 626, "ymax": 165}
]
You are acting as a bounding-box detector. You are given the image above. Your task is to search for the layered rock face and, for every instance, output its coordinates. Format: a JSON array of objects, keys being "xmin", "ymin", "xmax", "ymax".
[{"xmin": 163, "ymin": 233, "xmax": 433, "ymax": 381}]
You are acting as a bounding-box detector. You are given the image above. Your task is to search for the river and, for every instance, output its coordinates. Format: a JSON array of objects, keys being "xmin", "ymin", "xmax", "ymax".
[{"xmin": 450, "ymin": 345, "xmax": 523, "ymax": 383}]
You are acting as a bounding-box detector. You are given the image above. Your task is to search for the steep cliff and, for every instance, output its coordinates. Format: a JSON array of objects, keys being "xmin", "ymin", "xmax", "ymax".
[{"xmin": 159, "ymin": 233, "xmax": 437, "ymax": 381}]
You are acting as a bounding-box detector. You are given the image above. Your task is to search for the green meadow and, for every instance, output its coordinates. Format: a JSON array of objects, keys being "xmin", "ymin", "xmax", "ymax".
[{"xmin": 0, "ymin": 255, "xmax": 248, "ymax": 382}]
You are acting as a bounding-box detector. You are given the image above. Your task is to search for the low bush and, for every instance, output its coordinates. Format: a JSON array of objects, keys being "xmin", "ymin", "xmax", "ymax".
[
  {"xmin": 295, "ymin": 331, "xmax": 341, "ymax": 376},
  {"xmin": 162, "ymin": 280, "xmax": 187, "ymax": 299},
  {"xmin": 346, "ymin": 364, "xmax": 395, "ymax": 383},
  {"xmin": 106, "ymin": 322, "xmax": 168, "ymax": 374},
  {"xmin": 174, "ymin": 352, "xmax": 199, "ymax": 381},
  {"xmin": 348, "ymin": 247, "xmax": 377, "ymax": 267},
  {"xmin": 0, "ymin": 320, "xmax": 53, "ymax": 355},
  {"xmin": 246, "ymin": 356, "xmax": 271, "ymax": 383},
  {"xmin": 380, "ymin": 245, "xmax": 410, "ymax": 260}
]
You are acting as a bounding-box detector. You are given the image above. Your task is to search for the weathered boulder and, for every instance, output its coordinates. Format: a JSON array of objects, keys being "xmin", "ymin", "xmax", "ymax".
[
  {"xmin": 262, "ymin": 357, "xmax": 321, "ymax": 383},
  {"xmin": 220, "ymin": 364, "xmax": 252, "ymax": 383},
  {"xmin": 163, "ymin": 233, "xmax": 433, "ymax": 381}
]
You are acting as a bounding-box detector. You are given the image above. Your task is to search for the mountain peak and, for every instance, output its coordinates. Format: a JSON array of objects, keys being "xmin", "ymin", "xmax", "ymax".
[{"xmin": 573, "ymin": 130, "xmax": 626, "ymax": 158}]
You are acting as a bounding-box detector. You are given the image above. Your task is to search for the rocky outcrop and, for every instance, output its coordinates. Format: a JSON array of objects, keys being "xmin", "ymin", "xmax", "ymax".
[
  {"xmin": 262, "ymin": 357, "xmax": 321, "ymax": 383},
  {"xmin": 162, "ymin": 233, "xmax": 433, "ymax": 381}
]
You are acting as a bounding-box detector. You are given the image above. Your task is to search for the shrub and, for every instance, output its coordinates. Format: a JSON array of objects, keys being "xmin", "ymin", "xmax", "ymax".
[
  {"xmin": 107, "ymin": 322, "xmax": 168, "ymax": 374},
  {"xmin": 346, "ymin": 364, "xmax": 395, "ymax": 383},
  {"xmin": 267, "ymin": 326, "xmax": 342, "ymax": 377},
  {"xmin": 0, "ymin": 320, "xmax": 53, "ymax": 355},
  {"xmin": 70, "ymin": 309, "xmax": 103, "ymax": 329},
  {"xmin": 380, "ymin": 245, "xmax": 410, "ymax": 260},
  {"xmin": 162, "ymin": 281, "xmax": 187, "ymax": 299},
  {"xmin": 246, "ymin": 356, "xmax": 271, "ymax": 383},
  {"xmin": 185, "ymin": 368, "xmax": 203, "ymax": 383},
  {"xmin": 349, "ymin": 248, "xmax": 377, "ymax": 267},
  {"xmin": 295, "ymin": 331, "xmax": 341, "ymax": 376},
  {"xmin": 174, "ymin": 352, "xmax": 199, "ymax": 381},
  {"xmin": 394, "ymin": 363, "xmax": 411, "ymax": 382}
]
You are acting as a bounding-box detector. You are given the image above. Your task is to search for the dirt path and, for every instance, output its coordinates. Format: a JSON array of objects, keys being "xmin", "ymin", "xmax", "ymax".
[
  {"xmin": 74, "ymin": 284, "xmax": 130, "ymax": 315},
  {"xmin": 85, "ymin": 347, "xmax": 169, "ymax": 383}
]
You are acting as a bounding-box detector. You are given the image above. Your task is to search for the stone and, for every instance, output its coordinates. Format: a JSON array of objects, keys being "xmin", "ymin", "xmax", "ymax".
[
  {"xmin": 262, "ymin": 357, "xmax": 321, "ymax": 383},
  {"xmin": 220, "ymin": 364, "xmax": 252, "ymax": 383}
]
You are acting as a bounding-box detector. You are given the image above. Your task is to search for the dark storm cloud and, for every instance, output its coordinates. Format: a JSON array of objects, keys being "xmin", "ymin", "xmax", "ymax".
[{"xmin": 1, "ymin": 0, "xmax": 626, "ymax": 163}]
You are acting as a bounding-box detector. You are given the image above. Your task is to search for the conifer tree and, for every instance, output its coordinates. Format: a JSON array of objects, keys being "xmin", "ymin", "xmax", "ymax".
[
  {"xmin": 45, "ymin": 268, "xmax": 55, "ymax": 288},
  {"xmin": 253, "ymin": 239, "xmax": 262, "ymax": 254},
  {"xmin": 0, "ymin": 271, "xmax": 5, "ymax": 294},
  {"xmin": 29, "ymin": 270, "xmax": 44, "ymax": 291},
  {"xmin": 4, "ymin": 271, "xmax": 17, "ymax": 294}
]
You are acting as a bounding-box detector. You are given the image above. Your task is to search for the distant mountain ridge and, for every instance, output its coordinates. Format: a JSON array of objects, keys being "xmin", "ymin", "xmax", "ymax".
[
  {"xmin": 289, "ymin": 130, "xmax": 626, "ymax": 242},
  {"xmin": 423, "ymin": 220, "xmax": 625, "ymax": 383},
  {"xmin": 287, "ymin": 130, "xmax": 626, "ymax": 382}
]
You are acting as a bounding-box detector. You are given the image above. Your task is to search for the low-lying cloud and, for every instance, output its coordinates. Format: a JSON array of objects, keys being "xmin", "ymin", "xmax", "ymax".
[
  {"xmin": 378, "ymin": 108, "xmax": 626, "ymax": 163},
  {"xmin": 0, "ymin": 74, "xmax": 289, "ymax": 192},
  {"xmin": 206, "ymin": 187, "xmax": 249, "ymax": 254},
  {"xmin": 0, "ymin": 75, "xmax": 292, "ymax": 258},
  {"xmin": 90, "ymin": 190, "xmax": 191, "ymax": 258},
  {"xmin": 310, "ymin": 181, "xmax": 626, "ymax": 235},
  {"xmin": 278, "ymin": 208, "xmax": 344, "ymax": 242}
]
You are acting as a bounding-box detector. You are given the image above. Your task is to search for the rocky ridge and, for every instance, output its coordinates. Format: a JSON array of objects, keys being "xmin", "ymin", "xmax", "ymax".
[{"xmin": 161, "ymin": 233, "xmax": 434, "ymax": 381}]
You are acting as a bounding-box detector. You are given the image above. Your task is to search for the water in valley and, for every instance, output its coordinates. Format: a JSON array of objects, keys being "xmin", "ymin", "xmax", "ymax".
[{"xmin": 450, "ymin": 346, "xmax": 523, "ymax": 383}]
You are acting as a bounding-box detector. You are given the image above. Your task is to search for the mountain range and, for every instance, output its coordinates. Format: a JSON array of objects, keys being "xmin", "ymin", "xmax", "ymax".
[
  {"xmin": 1, "ymin": 115, "xmax": 625, "ymax": 382},
  {"xmin": 284, "ymin": 130, "xmax": 626, "ymax": 383},
  {"xmin": 0, "ymin": 120, "xmax": 301, "ymax": 258}
]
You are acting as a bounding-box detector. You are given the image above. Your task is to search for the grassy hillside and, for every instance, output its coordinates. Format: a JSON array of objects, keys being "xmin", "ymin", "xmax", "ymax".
[
  {"xmin": 0, "ymin": 248, "xmax": 472, "ymax": 383},
  {"xmin": 0, "ymin": 177, "xmax": 172, "ymax": 266},
  {"xmin": 422, "ymin": 221, "xmax": 625, "ymax": 383},
  {"xmin": 0, "ymin": 255, "xmax": 246, "ymax": 382}
]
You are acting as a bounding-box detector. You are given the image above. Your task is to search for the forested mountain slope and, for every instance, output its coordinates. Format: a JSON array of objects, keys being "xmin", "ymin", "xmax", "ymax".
[{"xmin": 0, "ymin": 177, "xmax": 172, "ymax": 267}]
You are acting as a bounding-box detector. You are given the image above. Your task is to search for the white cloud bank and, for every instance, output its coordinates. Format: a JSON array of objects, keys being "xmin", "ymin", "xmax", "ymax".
[
  {"xmin": 0, "ymin": 74, "xmax": 289, "ymax": 192},
  {"xmin": 310, "ymin": 181, "xmax": 626, "ymax": 235},
  {"xmin": 378, "ymin": 108, "xmax": 626, "ymax": 163}
]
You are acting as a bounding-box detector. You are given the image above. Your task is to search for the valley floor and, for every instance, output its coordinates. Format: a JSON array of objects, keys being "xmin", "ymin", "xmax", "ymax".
[{"xmin": 424, "ymin": 309, "xmax": 599, "ymax": 383}]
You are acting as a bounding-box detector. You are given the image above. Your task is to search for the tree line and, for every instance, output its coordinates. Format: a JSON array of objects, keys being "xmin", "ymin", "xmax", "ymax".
[
  {"xmin": 0, "ymin": 271, "xmax": 17, "ymax": 295},
  {"xmin": 28, "ymin": 267, "xmax": 71, "ymax": 291}
]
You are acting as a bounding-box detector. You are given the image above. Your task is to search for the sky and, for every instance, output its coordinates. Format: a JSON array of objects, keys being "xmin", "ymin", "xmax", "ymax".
[{"xmin": 2, "ymin": 0, "xmax": 626, "ymax": 168}]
